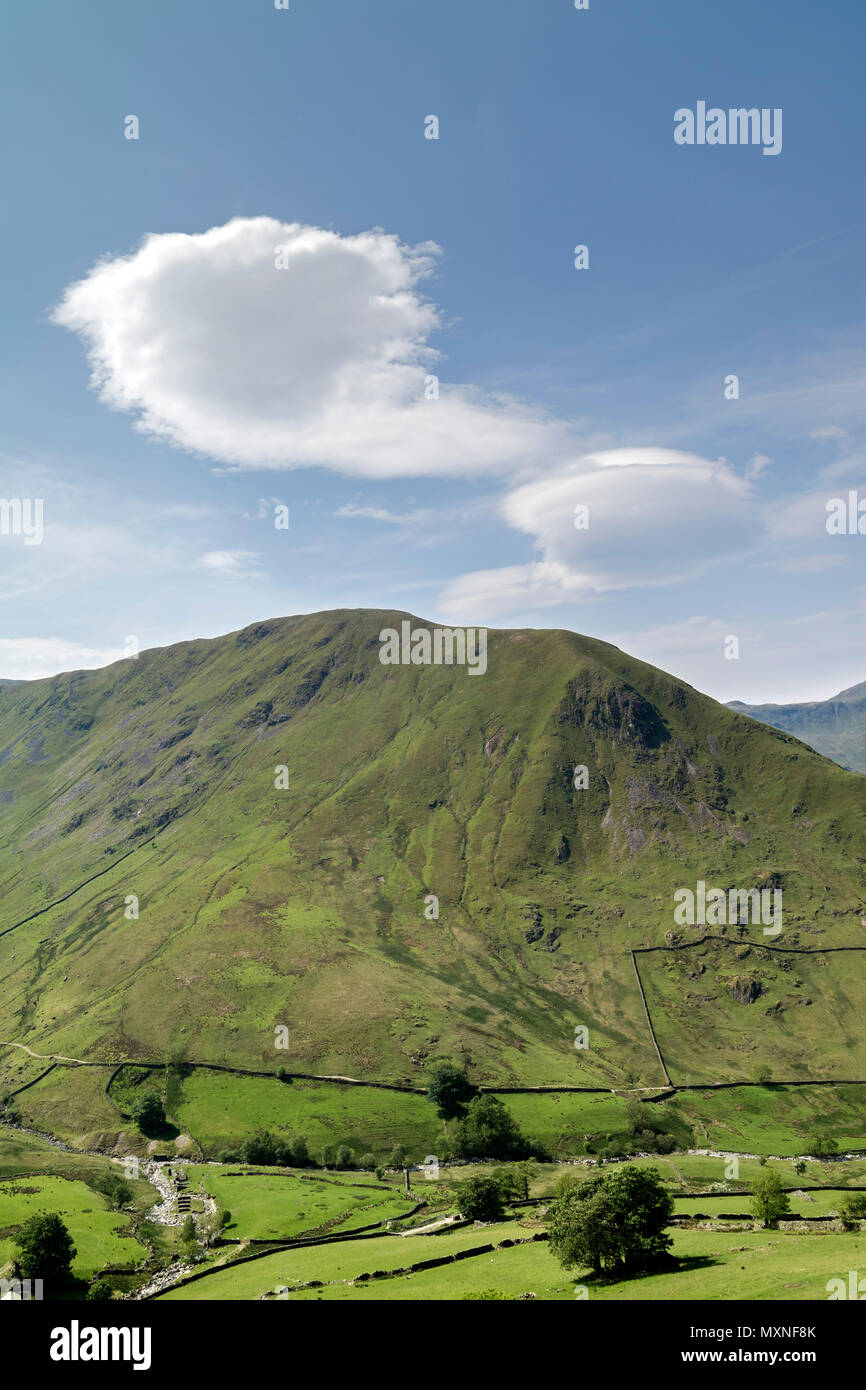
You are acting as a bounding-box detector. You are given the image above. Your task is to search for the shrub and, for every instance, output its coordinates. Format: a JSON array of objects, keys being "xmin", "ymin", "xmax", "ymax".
[
  {"xmin": 130, "ymin": 1093, "xmax": 166, "ymax": 1137},
  {"xmin": 291, "ymin": 1136, "xmax": 309, "ymax": 1167},
  {"xmin": 426, "ymin": 1064, "xmax": 478, "ymax": 1121},
  {"xmin": 808, "ymin": 1128, "xmax": 839, "ymax": 1159},
  {"xmin": 554, "ymin": 1170, "xmax": 585, "ymax": 1199},
  {"xmin": 750, "ymin": 1169, "xmax": 790, "ymax": 1229},
  {"xmin": 839, "ymin": 1194, "xmax": 866, "ymax": 1230},
  {"xmin": 178, "ymin": 1214, "xmax": 196, "ymax": 1243},
  {"xmin": 455, "ymin": 1174, "xmax": 506, "ymax": 1223},
  {"xmin": 453, "ymin": 1096, "xmax": 531, "ymax": 1161},
  {"xmin": 95, "ymin": 1173, "xmax": 133, "ymax": 1209},
  {"xmin": 14, "ymin": 1213, "xmax": 77, "ymax": 1284},
  {"xmin": 240, "ymin": 1130, "xmax": 297, "ymax": 1166},
  {"xmin": 87, "ymin": 1278, "xmax": 114, "ymax": 1300}
]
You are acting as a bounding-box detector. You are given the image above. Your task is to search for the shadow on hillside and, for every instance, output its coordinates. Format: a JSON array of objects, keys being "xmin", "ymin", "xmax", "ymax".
[{"xmin": 136, "ymin": 1117, "xmax": 180, "ymax": 1143}]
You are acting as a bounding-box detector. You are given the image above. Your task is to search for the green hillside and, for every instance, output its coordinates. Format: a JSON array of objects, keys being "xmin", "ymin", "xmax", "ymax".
[
  {"xmin": 1, "ymin": 609, "xmax": 864, "ymax": 1125},
  {"xmin": 729, "ymin": 681, "xmax": 866, "ymax": 773}
]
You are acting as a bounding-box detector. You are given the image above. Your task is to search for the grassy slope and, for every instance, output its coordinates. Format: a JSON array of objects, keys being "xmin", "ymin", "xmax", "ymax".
[{"xmin": 0, "ymin": 608, "xmax": 864, "ymax": 1121}]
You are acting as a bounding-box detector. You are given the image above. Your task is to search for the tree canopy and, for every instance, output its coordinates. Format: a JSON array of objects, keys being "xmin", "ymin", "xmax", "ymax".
[
  {"xmin": 14, "ymin": 1212, "xmax": 77, "ymax": 1284},
  {"xmin": 453, "ymin": 1095, "xmax": 532, "ymax": 1160},
  {"xmin": 426, "ymin": 1064, "xmax": 478, "ymax": 1121},
  {"xmin": 130, "ymin": 1092, "xmax": 166, "ymax": 1136},
  {"xmin": 548, "ymin": 1165, "xmax": 673, "ymax": 1276},
  {"xmin": 750, "ymin": 1169, "xmax": 790, "ymax": 1229},
  {"xmin": 455, "ymin": 1174, "xmax": 506, "ymax": 1223}
]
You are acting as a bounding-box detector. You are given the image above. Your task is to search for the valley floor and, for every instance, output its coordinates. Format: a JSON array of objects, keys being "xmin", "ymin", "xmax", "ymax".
[{"xmin": 3, "ymin": 1124, "xmax": 866, "ymax": 1303}]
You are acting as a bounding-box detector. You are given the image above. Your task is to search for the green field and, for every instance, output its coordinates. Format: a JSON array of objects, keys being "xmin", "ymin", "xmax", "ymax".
[
  {"xmin": 291, "ymin": 1228, "xmax": 866, "ymax": 1302},
  {"xmin": 0, "ymin": 1174, "xmax": 148, "ymax": 1281},
  {"xmin": 157, "ymin": 1219, "xmax": 531, "ymax": 1300},
  {"xmin": 190, "ymin": 1164, "xmax": 415, "ymax": 1240},
  {"xmin": 13, "ymin": 1054, "xmax": 863, "ymax": 1164},
  {"xmin": 157, "ymin": 1215, "xmax": 866, "ymax": 1303},
  {"xmin": 672, "ymin": 1191, "xmax": 856, "ymax": 1219},
  {"xmin": 170, "ymin": 1071, "xmax": 440, "ymax": 1160}
]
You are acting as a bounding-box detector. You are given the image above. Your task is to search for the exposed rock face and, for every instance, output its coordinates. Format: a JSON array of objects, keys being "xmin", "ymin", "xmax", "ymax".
[
  {"xmin": 727, "ymin": 975, "xmax": 762, "ymax": 1004},
  {"xmin": 483, "ymin": 727, "xmax": 506, "ymax": 759},
  {"xmin": 520, "ymin": 906, "xmax": 544, "ymax": 944},
  {"xmin": 556, "ymin": 676, "xmax": 669, "ymax": 749}
]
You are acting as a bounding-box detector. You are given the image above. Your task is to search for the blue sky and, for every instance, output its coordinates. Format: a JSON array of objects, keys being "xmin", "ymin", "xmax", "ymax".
[{"xmin": 1, "ymin": 0, "xmax": 864, "ymax": 701}]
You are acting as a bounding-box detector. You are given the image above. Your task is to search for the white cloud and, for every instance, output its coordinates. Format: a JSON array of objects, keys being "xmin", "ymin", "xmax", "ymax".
[
  {"xmin": 195, "ymin": 549, "xmax": 263, "ymax": 579},
  {"xmin": 810, "ymin": 424, "xmax": 847, "ymax": 442},
  {"xmin": 0, "ymin": 638, "xmax": 131, "ymax": 682},
  {"xmin": 439, "ymin": 448, "xmax": 756, "ymax": 619},
  {"xmin": 335, "ymin": 503, "xmax": 434, "ymax": 524},
  {"xmin": 52, "ymin": 217, "xmax": 576, "ymax": 480},
  {"xmin": 746, "ymin": 451, "xmax": 772, "ymax": 479}
]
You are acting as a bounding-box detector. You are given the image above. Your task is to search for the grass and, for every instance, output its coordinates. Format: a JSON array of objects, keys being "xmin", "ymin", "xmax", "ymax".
[
  {"xmin": 290, "ymin": 1228, "xmax": 866, "ymax": 1301},
  {"xmin": 189, "ymin": 1163, "xmax": 415, "ymax": 1240},
  {"xmin": 158, "ymin": 1212, "xmax": 866, "ymax": 1302},
  {"xmin": 0, "ymin": 1174, "xmax": 148, "ymax": 1281},
  {"xmin": 162, "ymin": 1068, "xmax": 866, "ymax": 1161},
  {"xmin": 641, "ymin": 943, "xmax": 866, "ymax": 1084},
  {"xmin": 157, "ymin": 1219, "xmax": 528, "ymax": 1300},
  {"xmin": 172, "ymin": 1071, "xmax": 440, "ymax": 1159},
  {"xmin": 672, "ymin": 1191, "xmax": 852, "ymax": 1219},
  {"xmin": 8, "ymin": 1065, "xmax": 133, "ymax": 1149},
  {"xmin": 2, "ymin": 608, "xmax": 866, "ymax": 1301},
  {"xmin": 1, "ymin": 608, "xmax": 864, "ymax": 1101}
]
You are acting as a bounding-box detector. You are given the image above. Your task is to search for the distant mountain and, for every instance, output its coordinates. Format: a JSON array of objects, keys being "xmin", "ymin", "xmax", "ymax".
[
  {"xmin": 729, "ymin": 681, "xmax": 866, "ymax": 772},
  {"xmin": 0, "ymin": 611, "xmax": 864, "ymax": 1103}
]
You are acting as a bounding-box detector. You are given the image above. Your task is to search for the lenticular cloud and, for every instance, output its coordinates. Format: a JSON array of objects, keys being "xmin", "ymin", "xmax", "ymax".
[{"xmin": 51, "ymin": 217, "xmax": 571, "ymax": 479}]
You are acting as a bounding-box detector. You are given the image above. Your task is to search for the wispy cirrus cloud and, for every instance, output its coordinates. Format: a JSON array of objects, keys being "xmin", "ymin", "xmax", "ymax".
[{"xmin": 194, "ymin": 549, "xmax": 263, "ymax": 579}]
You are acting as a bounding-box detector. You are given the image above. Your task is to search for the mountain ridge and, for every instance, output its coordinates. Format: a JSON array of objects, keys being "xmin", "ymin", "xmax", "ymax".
[
  {"xmin": 729, "ymin": 679, "xmax": 866, "ymax": 772},
  {"xmin": 1, "ymin": 609, "xmax": 864, "ymax": 1112}
]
